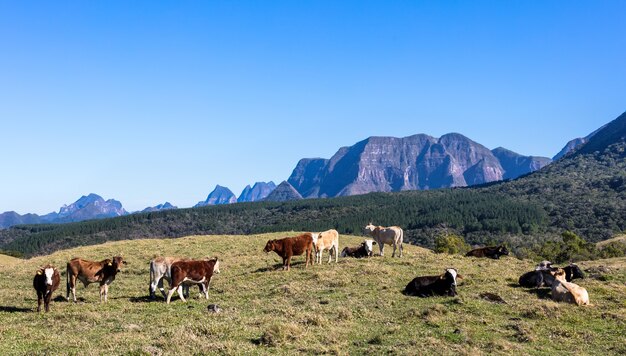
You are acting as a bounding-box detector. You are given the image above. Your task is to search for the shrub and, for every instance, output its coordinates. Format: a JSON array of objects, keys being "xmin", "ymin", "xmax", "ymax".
[{"xmin": 434, "ymin": 234, "xmax": 470, "ymax": 254}]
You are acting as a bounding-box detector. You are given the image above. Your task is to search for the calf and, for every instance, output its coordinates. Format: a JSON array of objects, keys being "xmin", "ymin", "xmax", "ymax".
[
  {"xmin": 341, "ymin": 240, "xmax": 376, "ymax": 258},
  {"xmin": 263, "ymin": 233, "xmax": 313, "ymax": 270},
  {"xmin": 465, "ymin": 245, "xmax": 509, "ymax": 259},
  {"xmin": 166, "ymin": 258, "xmax": 220, "ymax": 304},
  {"xmin": 66, "ymin": 256, "xmax": 125, "ymax": 303},
  {"xmin": 404, "ymin": 269, "xmax": 461, "ymax": 297},
  {"xmin": 312, "ymin": 229, "xmax": 339, "ymax": 264},
  {"xmin": 550, "ymin": 268, "xmax": 590, "ymax": 306},
  {"xmin": 33, "ymin": 265, "xmax": 60, "ymax": 312}
]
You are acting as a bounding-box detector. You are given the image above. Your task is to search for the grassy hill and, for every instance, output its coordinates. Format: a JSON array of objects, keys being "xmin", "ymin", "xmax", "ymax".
[
  {"xmin": 0, "ymin": 233, "xmax": 624, "ymax": 354},
  {"xmin": 0, "ymin": 253, "xmax": 21, "ymax": 268}
]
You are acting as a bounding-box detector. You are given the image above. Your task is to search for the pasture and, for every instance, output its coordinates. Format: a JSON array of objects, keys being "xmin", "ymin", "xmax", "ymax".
[{"xmin": 0, "ymin": 233, "xmax": 624, "ymax": 355}]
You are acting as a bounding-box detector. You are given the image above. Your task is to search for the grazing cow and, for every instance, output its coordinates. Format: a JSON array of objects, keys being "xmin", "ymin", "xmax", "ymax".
[
  {"xmin": 550, "ymin": 268, "xmax": 590, "ymax": 306},
  {"xmin": 404, "ymin": 269, "xmax": 461, "ymax": 297},
  {"xmin": 341, "ymin": 239, "xmax": 376, "ymax": 258},
  {"xmin": 312, "ymin": 229, "xmax": 339, "ymax": 264},
  {"xmin": 465, "ymin": 245, "xmax": 509, "ymax": 259},
  {"xmin": 66, "ymin": 256, "xmax": 126, "ymax": 303},
  {"xmin": 166, "ymin": 258, "xmax": 220, "ymax": 304},
  {"xmin": 263, "ymin": 233, "xmax": 314, "ymax": 270},
  {"xmin": 364, "ymin": 223, "xmax": 403, "ymax": 257},
  {"xmin": 149, "ymin": 256, "xmax": 202, "ymax": 300},
  {"xmin": 518, "ymin": 261, "xmax": 584, "ymax": 288},
  {"xmin": 33, "ymin": 265, "xmax": 60, "ymax": 312}
]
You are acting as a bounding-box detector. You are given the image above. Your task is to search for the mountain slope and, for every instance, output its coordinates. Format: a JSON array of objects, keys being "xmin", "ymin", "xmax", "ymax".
[
  {"xmin": 237, "ymin": 182, "xmax": 276, "ymax": 202},
  {"xmin": 264, "ymin": 181, "xmax": 303, "ymax": 202},
  {"xmin": 195, "ymin": 185, "xmax": 237, "ymax": 207},
  {"xmin": 288, "ymin": 133, "xmax": 551, "ymax": 198}
]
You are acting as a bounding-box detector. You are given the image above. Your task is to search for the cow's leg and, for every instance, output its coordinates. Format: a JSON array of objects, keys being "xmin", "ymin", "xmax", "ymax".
[
  {"xmin": 327, "ymin": 247, "xmax": 333, "ymax": 264},
  {"xmin": 44, "ymin": 290, "xmax": 53, "ymax": 312},
  {"xmin": 392, "ymin": 243, "xmax": 397, "ymax": 258},
  {"xmin": 399, "ymin": 242, "xmax": 403, "ymax": 257},
  {"xmin": 166, "ymin": 287, "xmax": 177, "ymax": 304},
  {"xmin": 379, "ymin": 242, "xmax": 384, "ymax": 257},
  {"xmin": 177, "ymin": 285, "xmax": 186, "ymax": 303},
  {"xmin": 37, "ymin": 291, "xmax": 43, "ymax": 312},
  {"xmin": 203, "ymin": 282, "xmax": 209, "ymax": 299},
  {"xmin": 69, "ymin": 274, "xmax": 78, "ymax": 302},
  {"xmin": 334, "ymin": 244, "xmax": 339, "ymax": 263}
]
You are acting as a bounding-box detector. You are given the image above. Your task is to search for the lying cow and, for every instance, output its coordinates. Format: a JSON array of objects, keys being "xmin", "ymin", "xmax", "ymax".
[
  {"xmin": 312, "ymin": 229, "xmax": 339, "ymax": 264},
  {"xmin": 166, "ymin": 258, "xmax": 220, "ymax": 304},
  {"xmin": 364, "ymin": 223, "xmax": 403, "ymax": 257},
  {"xmin": 149, "ymin": 256, "xmax": 204, "ymax": 300},
  {"xmin": 550, "ymin": 268, "xmax": 590, "ymax": 306},
  {"xmin": 518, "ymin": 261, "xmax": 585, "ymax": 288},
  {"xmin": 66, "ymin": 256, "xmax": 125, "ymax": 303},
  {"xmin": 465, "ymin": 245, "xmax": 509, "ymax": 259},
  {"xmin": 264, "ymin": 233, "xmax": 313, "ymax": 270},
  {"xmin": 341, "ymin": 239, "xmax": 376, "ymax": 258},
  {"xmin": 33, "ymin": 265, "xmax": 60, "ymax": 312},
  {"xmin": 404, "ymin": 268, "xmax": 461, "ymax": 297}
]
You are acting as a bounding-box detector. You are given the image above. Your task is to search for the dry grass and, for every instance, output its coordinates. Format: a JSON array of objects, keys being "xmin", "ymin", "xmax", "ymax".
[
  {"xmin": 0, "ymin": 254, "xmax": 22, "ymax": 268},
  {"xmin": 0, "ymin": 232, "xmax": 624, "ymax": 355}
]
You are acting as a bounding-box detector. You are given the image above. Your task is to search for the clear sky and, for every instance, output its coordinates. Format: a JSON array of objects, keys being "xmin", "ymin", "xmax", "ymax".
[{"xmin": 1, "ymin": 1, "xmax": 625, "ymax": 214}]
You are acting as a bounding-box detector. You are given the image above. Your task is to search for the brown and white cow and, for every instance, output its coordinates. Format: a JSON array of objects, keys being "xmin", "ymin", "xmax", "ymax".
[
  {"xmin": 312, "ymin": 229, "xmax": 339, "ymax": 264},
  {"xmin": 550, "ymin": 268, "xmax": 590, "ymax": 306},
  {"xmin": 149, "ymin": 256, "xmax": 203, "ymax": 300},
  {"xmin": 66, "ymin": 256, "xmax": 125, "ymax": 303},
  {"xmin": 166, "ymin": 258, "xmax": 220, "ymax": 304},
  {"xmin": 364, "ymin": 223, "xmax": 403, "ymax": 257},
  {"xmin": 263, "ymin": 233, "xmax": 314, "ymax": 270},
  {"xmin": 33, "ymin": 265, "xmax": 60, "ymax": 312}
]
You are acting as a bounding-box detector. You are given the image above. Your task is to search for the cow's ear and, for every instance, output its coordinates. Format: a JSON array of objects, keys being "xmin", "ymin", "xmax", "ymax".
[
  {"xmin": 372, "ymin": 241, "xmax": 377, "ymax": 245},
  {"xmin": 456, "ymin": 274, "xmax": 464, "ymax": 280},
  {"xmin": 36, "ymin": 270, "xmax": 43, "ymax": 275}
]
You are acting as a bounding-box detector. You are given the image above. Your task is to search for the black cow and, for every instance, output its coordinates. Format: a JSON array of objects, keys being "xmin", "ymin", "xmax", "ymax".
[
  {"xmin": 465, "ymin": 245, "xmax": 509, "ymax": 259},
  {"xmin": 519, "ymin": 261, "xmax": 584, "ymax": 287},
  {"xmin": 404, "ymin": 269, "xmax": 460, "ymax": 297}
]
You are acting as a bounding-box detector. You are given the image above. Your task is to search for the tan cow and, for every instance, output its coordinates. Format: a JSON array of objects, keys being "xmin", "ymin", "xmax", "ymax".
[
  {"xmin": 312, "ymin": 229, "xmax": 339, "ymax": 264},
  {"xmin": 550, "ymin": 268, "xmax": 590, "ymax": 306},
  {"xmin": 364, "ymin": 223, "xmax": 403, "ymax": 257},
  {"xmin": 66, "ymin": 256, "xmax": 125, "ymax": 302},
  {"xmin": 149, "ymin": 256, "xmax": 201, "ymax": 300}
]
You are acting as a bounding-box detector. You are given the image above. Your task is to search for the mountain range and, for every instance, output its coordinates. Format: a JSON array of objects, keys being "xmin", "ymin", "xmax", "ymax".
[{"xmin": 0, "ymin": 129, "xmax": 600, "ymax": 229}]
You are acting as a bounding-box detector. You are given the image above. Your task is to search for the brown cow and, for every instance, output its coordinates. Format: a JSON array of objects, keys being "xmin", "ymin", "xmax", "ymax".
[
  {"xmin": 66, "ymin": 256, "xmax": 126, "ymax": 303},
  {"xmin": 166, "ymin": 258, "xmax": 220, "ymax": 304},
  {"xmin": 264, "ymin": 233, "xmax": 314, "ymax": 270},
  {"xmin": 465, "ymin": 245, "xmax": 509, "ymax": 259},
  {"xmin": 33, "ymin": 265, "xmax": 60, "ymax": 312}
]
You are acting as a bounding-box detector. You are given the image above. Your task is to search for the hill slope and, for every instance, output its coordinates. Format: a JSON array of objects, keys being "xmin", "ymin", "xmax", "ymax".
[{"xmin": 0, "ymin": 234, "xmax": 623, "ymax": 354}]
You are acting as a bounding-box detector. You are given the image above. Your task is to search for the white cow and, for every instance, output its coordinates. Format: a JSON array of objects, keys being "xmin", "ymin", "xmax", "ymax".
[
  {"xmin": 311, "ymin": 229, "xmax": 339, "ymax": 264},
  {"xmin": 364, "ymin": 223, "xmax": 403, "ymax": 257}
]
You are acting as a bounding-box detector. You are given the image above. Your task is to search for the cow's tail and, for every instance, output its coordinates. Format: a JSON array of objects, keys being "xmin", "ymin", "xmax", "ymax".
[
  {"xmin": 65, "ymin": 263, "xmax": 70, "ymax": 301},
  {"xmin": 149, "ymin": 260, "xmax": 156, "ymax": 299}
]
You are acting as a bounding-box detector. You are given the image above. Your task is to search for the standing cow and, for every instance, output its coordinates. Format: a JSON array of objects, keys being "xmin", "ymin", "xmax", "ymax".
[
  {"xmin": 66, "ymin": 256, "xmax": 125, "ymax": 303},
  {"xmin": 33, "ymin": 265, "xmax": 60, "ymax": 312},
  {"xmin": 166, "ymin": 258, "xmax": 220, "ymax": 304},
  {"xmin": 312, "ymin": 229, "xmax": 339, "ymax": 264},
  {"xmin": 364, "ymin": 223, "xmax": 403, "ymax": 257},
  {"xmin": 264, "ymin": 233, "xmax": 314, "ymax": 270},
  {"xmin": 149, "ymin": 256, "xmax": 202, "ymax": 300}
]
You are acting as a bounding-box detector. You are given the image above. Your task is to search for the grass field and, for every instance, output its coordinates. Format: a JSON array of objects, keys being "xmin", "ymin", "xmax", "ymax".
[{"xmin": 0, "ymin": 233, "xmax": 624, "ymax": 355}]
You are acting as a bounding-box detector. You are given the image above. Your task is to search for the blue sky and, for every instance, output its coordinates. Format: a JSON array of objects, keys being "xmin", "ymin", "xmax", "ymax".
[{"xmin": 1, "ymin": 1, "xmax": 625, "ymax": 214}]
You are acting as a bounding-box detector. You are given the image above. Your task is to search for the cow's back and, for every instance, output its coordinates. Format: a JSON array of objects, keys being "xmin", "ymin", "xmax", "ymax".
[
  {"xmin": 316, "ymin": 229, "xmax": 339, "ymax": 249},
  {"xmin": 171, "ymin": 260, "xmax": 215, "ymax": 281},
  {"xmin": 290, "ymin": 234, "xmax": 313, "ymax": 255}
]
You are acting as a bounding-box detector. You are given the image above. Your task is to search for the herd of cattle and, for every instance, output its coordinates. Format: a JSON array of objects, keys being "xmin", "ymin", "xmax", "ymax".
[{"xmin": 31, "ymin": 223, "xmax": 592, "ymax": 313}]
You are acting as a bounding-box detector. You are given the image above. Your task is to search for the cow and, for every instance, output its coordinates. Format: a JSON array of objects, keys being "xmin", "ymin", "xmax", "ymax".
[
  {"xmin": 263, "ymin": 233, "xmax": 314, "ymax": 270},
  {"xmin": 312, "ymin": 229, "xmax": 339, "ymax": 264},
  {"xmin": 518, "ymin": 261, "xmax": 584, "ymax": 288},
  {"xmin": 364, "ymin": 223, "xmax": 403, "ymax": 257},
  {"xmin": 66, "ymin": 256, "xmax": 125, "ymax": 303},
  {"xmin": 550, "ymin": 268, "xmax": 590, "ymax": 306},
  {"xmin": 465, "ymin": 245, "xmax": 509, "ymax": 259},
  {"xmin": 33, "ymin": 265, "xmax": 60, "ymax": 312},
  {"xmin": 341, "ymin": 239, "xmax": 376, "ymax": 258},
  {"xmin": 149, "ymin": 256, "xmax": 203, "ymax": 300},
  {"xmin": 166, "ymin": 258, "xmax": 220, "ymax": 304},
  {"xmin": 404, "ymin": 269, "xmax": 461, "ymax": 297}
]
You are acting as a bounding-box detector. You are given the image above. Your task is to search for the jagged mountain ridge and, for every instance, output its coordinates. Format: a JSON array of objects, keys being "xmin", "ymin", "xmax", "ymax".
[
  {"xmin": 288, "ymin": 133, "xmax": 552, "ymax": 198},
  {"xmin": 141, "ymin": 202, "xmax": 177, "ymax": 213},
  {"xmin": 237, "ymin": 182, "xmax": 276, "ymax": 202},
  {"xmin": 195, "ymin": 185, "xmax": 237, "ymax": 207},
  {"xmin": 263, "ymin": 181, "xmax": 303, "ymax": 202}
]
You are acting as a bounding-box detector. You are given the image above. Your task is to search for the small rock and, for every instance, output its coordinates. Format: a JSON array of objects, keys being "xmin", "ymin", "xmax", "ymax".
[{"xmin": 207, "ymin": 304, "xmax": 221, "ymax": 313}]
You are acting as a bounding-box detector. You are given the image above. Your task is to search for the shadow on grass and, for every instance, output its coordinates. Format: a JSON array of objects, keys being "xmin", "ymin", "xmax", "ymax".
[
  {"xmin": 0, "ymin": 306, "xmax": 32, "ymax": 313},
  {"xmin": 522, "ymin": 287, "xmax": 552, "ymax": 299},
  {"xmin": 252, "ymin": 261, "xmax": 310, "ymax": 273}
]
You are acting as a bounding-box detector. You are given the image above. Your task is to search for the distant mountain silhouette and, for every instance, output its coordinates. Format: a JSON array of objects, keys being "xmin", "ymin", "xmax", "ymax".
[
  {"xmin": 264, "ymin": 181, "xmax": 303, "ymax": 202},
  {"xmin": 288, "ymin": 133, "xmax": 552, "ymax": 198},
  {"xmin": 237, "ymin": 182, "xmax": 276, "ymax": 202},
  {"xmin": 141, "ymin": 202, "xmax": 177, "ymax": 213},
  {"xmin": 195, "ymin": 185, "xmax": 237, "ymax": 207}
]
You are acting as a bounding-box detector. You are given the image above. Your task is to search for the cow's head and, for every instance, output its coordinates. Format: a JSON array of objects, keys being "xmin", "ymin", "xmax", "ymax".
[
  {"xmin": 264, "ymin": 240, "xmax": 275, "ymax": 253},
  {"xmin": 568, "ymin": 263, "xmax": 585, "ymax": 280},
  {"xmin": 310, "ymin": 232, "xmax": 319, "ymax": 245},
  {"xmin": 363, "ymin": 239, "xmax": 376, "ymax": 256},
  {"xmin": 550, "ymin": 268, "xmax": 567, "ymax": 281},
  {"xmin": 37, "ymin": 266, "xmax": 56, "ymax": 286},
  {"xmin": 535, "ymin": 260, "xmax": 552, "ymax": 271},
  {"xmin": 443, "ymin": 268, "xmax": 460, "ymax": 296},
  {"xmin": 212, "ymin": 258, "xmax": 220, "ymax": 274},
  {"xmin": 364, "ymin": 223, "xmax": 376, "ymax": 236},
  {"xmin": 498, "ymin": 245, "xmax": 510, "ymax": 256},
  {"xmin": 111, "ymin": 256, "xmax": 126, "ymax": 272}
]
